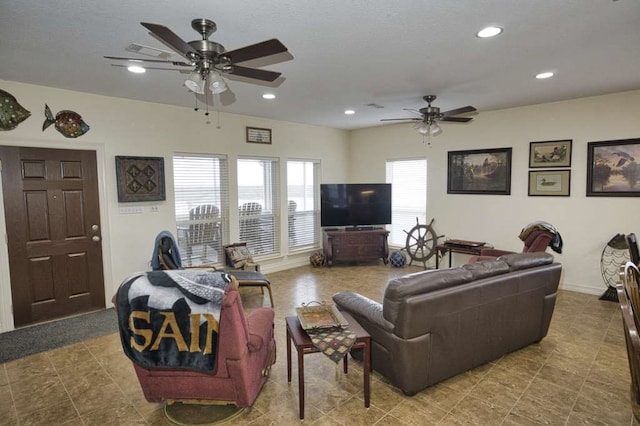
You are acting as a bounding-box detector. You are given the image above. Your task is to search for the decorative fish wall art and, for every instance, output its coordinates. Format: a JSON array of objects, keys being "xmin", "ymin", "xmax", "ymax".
[
  {"xmin": 0, "ymin": 89, "xmax": 31, "ymax": 131},
  {"xmin": 42, "ymin": 104, "xmax": 90, "ymax": 138}
]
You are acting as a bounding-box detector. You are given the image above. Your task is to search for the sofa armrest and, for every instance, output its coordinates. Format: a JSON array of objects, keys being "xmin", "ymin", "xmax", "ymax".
[
  {"xmin": 332, "ymin": 292, "xmax": 393, "ymax": 332},
  {"xmin": 246, "ymin": 307, "xmax": 275, "ymax": 352}
]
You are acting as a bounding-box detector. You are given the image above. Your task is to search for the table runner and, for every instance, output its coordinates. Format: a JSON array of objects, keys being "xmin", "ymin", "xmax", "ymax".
[{"xmin": 306, "ymin": 326, "xmax": 357, "ymax": 363}]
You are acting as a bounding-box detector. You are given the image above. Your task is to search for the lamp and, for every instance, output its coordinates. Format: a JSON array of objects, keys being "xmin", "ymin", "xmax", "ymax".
[
  {"xmin": 415, "ymin": 120, "xmax": 443, "ymax": 146},
  {"xmin": 209, "ymin": 72, "xmax": 228, "ymax": 94},
  {"xmin": 185, "ymin": 72, "xmax": 205, "ymax": 94},
  {"xmin": 429, "ymin": 122, "xmax": 442, "ymax": 136},
  {"xmin": 415, "ymin": 121, "xmax": 442, "ymax": 136}
]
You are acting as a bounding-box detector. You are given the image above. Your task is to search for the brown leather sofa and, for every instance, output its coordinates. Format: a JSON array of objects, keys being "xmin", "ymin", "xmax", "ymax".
[{"xmin": 333, "ymin": 252, "xmax": 561, "ymax": 395}]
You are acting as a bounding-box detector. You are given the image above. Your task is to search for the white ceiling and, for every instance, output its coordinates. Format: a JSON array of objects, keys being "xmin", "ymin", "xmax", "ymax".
[{"xmin": 1, "ymin": 0, "xmax": 639, "ymax": 130}]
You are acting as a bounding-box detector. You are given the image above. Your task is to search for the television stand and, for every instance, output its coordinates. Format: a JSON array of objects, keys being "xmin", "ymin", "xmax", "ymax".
[
  {"xmin": 345, "ymin": 226, "xmax": 382, "ymax": 231},
  {"xmin": 323, "ymin": 229, "xmax": 389, "ymax": 265}
]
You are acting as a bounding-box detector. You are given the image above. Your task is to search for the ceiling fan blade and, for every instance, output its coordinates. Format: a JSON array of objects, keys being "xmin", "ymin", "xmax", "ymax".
[
  {"xmin": 104, "ymin": 56, "xmax": 191, "ymax": 66},
  {"xmin": 223, "ymin": 39, "xmax": 288, "ymax": 64},
  {"xmin": 442, "ymin": 105, "xmax": 476, "ymax": 117},
  {"xmin": 228, "ymin": 65, "xmax": 281, "ymax": 82},
  {"xmin": 440, "ymin": 116, "xmax": 473, "ymax": 123},
  {"xmin": 380, "ymin": 118, "xmax": 422, "ymax": 122},
  {"xmin": 111, "ymin": 64, "xmax": 187, "ymax": 72},
  {"xmin": 140, "ymin": 22, "xmax": 201, "ymax": 59}
]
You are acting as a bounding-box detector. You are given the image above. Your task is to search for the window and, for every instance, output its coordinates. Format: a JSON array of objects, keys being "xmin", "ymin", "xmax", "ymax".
[
  {"xmin": 385, "ymin": 159, "xmax": 427, "ymax": 247},
  {"xmin": 237, "ymin": 157, "xmax": 280, "ymax": 256},
  {"xmin": 173, "ymin": 154, "xmax": 229, "ymax": 266},
  {"xmin": 287, "ymin": 160, "xmax": 320, "ymax": 250}
]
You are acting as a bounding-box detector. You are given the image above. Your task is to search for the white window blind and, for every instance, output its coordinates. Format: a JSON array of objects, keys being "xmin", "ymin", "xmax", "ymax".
[
  {"xmin": 386, "ymin": 159, "xmax": 427, "ymax": 247},
  {"xmin": 287, "ymin": 160, "xmax": 320, "ymax": 250},
  {"xmin": 173, "ymin": 154, "xmax": 229, "ymax": 266},
  {"xmin": 237, "ymin": 157, "xmax": 280, "ymax": 256}
]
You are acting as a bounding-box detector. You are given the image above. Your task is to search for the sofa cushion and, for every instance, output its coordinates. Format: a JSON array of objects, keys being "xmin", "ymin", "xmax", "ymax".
[
  {"xmin": 462, "ymin": 259, "xmax": 510, "ymax": 280},
  {"xmin": 383, "ymin": 268, "xmax": 473, "ymax": 323},
  {"xmin": 498, "ymin": 252, "xmax": 554, "ymax": 271}
]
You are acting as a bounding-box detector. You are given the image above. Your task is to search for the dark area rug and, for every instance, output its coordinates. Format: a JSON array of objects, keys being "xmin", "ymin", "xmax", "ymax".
[{"xmin": 0, "ymin": 308, "xmax": 118, "ymax": 364}]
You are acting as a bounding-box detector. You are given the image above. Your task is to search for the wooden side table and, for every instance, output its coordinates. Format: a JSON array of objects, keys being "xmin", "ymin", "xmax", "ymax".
[
  {"xmin": 285, "ymin": 312, "xmax": 371, "ymax": 420},
  {"xmin": 435, "ymin": 243, "xmax": 485, "ymax": 268}
]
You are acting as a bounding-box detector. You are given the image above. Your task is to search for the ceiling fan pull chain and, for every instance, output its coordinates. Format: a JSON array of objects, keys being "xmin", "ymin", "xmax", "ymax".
[{"xmin": 204, "ymin": 75, "xmax": 210, "ymax": 116}]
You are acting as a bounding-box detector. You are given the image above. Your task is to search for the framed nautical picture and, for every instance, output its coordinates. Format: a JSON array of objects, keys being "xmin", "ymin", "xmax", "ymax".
[{"xmin": 447, "ymin": 147, "xmax": 512, "ymax": 195}]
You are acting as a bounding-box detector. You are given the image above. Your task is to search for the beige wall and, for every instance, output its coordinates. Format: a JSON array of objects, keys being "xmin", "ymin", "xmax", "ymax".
[
  {"xmin": 0, "ymin": 80, "xmax": 350, "ymax": 332},
  {"xmin": 1, "ymin": 78, "xmax": 639, "ymax": 331},
  {"xmin": 349, "ymin": 89, "xmax": 640, "ymax": 294}
]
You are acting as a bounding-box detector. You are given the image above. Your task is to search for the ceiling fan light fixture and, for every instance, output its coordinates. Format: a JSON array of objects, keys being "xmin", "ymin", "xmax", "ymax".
[
  {"xmin": 430, "ymin": 122, "xmax": 442, "ymax": 136},
  {"xmin": 415, "ymin": 123, "xmax": 429, "ymax": 135},
  {"xmin": 209, "ymin": 72, "xmax": 228, "ymax": 94},
  {"xmin": 185, "ymin": 72, "xmax": 206, "ymax": 94}
]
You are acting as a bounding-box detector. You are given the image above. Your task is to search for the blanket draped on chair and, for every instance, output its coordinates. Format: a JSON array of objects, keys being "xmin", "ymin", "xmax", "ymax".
[
  {"xmin": 519, "ymin": 221, "xmax": 564, "ymax": 254},
  {"xmin": 116, "ymin": 270, "xmax": 232, "ymax": 372}
]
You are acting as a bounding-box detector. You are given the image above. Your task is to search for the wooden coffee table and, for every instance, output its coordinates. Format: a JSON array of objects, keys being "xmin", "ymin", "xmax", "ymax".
[{"xmin": 285, "ymin": 312, "xmax": 371, "ymax": 420}]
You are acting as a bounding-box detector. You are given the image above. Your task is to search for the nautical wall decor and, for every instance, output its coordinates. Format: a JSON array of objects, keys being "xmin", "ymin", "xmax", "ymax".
[
  {"xmin": 0, "ymin": 89, "xmax": 31, "ymax": 131},
  {"xmin": 42, "ymin": 104, "xmax": 90, "ymax": 138}
]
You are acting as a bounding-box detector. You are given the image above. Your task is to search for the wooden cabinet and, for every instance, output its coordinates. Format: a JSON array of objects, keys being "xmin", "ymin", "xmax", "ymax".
[{"xmin": 323, "ymin": 229, "xmax": 389, "ymax": 265}]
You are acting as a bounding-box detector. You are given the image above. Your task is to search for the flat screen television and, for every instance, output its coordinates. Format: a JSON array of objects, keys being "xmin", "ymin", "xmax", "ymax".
[{"xmin": 320, "ymin": 183, "xmax": 392, "ymax": 228}]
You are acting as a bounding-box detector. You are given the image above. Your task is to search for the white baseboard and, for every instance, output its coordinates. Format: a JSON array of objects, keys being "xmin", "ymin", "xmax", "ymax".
[{"xmin": 559, "ymin": 282, "xmax": 606, "ymax": 296}]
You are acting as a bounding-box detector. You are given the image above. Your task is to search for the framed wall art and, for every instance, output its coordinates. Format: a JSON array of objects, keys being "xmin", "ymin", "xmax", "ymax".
[
  {"xmin": 586, "ymin": 138, "xmax": 640, "ymax": 197},
  {"xmin": 447, "ymin": 147, "xmax": 512, "ymax": 195},
  {"xmin": 246, "ymin": 127, "xmax": 272, "ymax": 144},
  {"xmin": 528, "ymin": 170, "xmax": 571, "ymax": 196},
  {"xmin": 529, "ymin": 139, "xmax": 572, "ymax": 168},
  {"xmin": 115, "ymin": 156, "xmax": 166, "ymax": 202}
]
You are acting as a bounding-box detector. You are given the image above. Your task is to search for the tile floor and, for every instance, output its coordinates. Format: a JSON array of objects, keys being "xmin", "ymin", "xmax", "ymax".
[{"xmin": 0, "ymin": 263, "xmax": 636, "ymax": 425}]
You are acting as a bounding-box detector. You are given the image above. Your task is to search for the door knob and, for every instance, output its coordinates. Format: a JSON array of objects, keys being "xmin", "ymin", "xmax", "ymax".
[{"xmin": 92, "ymin": 236, "xmax": 101, "ymax": 242}]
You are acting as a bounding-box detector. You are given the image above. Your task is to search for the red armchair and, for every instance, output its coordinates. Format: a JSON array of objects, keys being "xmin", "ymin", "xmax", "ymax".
[
  {"xmin": 469, "ymin": 228, "xmax": 554, "ymax": 263},
  {"xmin": 120, "ymin": 280, "xmax": 275, "ymax": 407}
]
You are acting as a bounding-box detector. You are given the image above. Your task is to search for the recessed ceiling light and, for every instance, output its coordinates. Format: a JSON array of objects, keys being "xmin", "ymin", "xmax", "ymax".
[
  {"xmin": 536, "ymin": 72, "xmax": 554, "ymax": 79},
  {"xmin": 262, "ymin": 93, "xmax": 276, "ymax": 100},
  {"xmin": 344, "ymin": 109, "xmax": 355, "ymax": 115},
  {"xmin": 127, "ymin": 65, "xmax": 146, "ymax": 74},
  {"xmin": 476, "ymin": 26, "xmax": 503, "ymax": 38}
]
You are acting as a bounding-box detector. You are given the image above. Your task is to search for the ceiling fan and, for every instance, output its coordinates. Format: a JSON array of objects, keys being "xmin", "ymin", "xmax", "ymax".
[
  {"xmin": 381, "ymin": 95, "xmax": 476, "ymax": 138},
  {"xmin": 105, "ymin": 18, "xmax": 289, "ymax": 97}
]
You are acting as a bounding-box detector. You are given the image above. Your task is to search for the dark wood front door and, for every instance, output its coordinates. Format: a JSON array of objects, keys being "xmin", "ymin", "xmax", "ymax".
[{"xmin": 0, "ymin": 146, "xmax": 105, "ymax": 327}]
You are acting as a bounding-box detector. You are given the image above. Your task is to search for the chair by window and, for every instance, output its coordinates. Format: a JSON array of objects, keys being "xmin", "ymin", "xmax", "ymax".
[
  {"xmin": 239, "ymin": 202, "xmax": 264, "ymax": 253},
  {"xmin": 224, "ymin": 242, "xmax": 260, "ymax": 271},
  {"xmin": 185, "ymin": 204, "xmax": 222, "ymax": 265},
  {"xmin": 223, "ymin": 242, "xmax": 274, "ymax": 307}
]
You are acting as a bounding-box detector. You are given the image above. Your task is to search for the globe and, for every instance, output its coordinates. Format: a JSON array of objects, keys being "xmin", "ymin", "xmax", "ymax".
[{"xmin": 389, "ymin": 250, "xmax": 406, "ymax": 267}]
